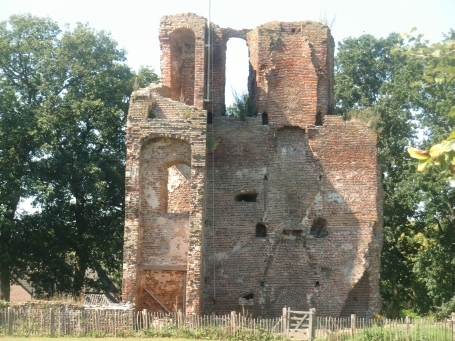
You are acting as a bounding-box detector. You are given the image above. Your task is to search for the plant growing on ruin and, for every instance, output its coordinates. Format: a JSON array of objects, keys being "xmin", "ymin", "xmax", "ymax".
[
  {"xmin": 226, "ymin": 90, "xmax": 255, "ymax": 120},
  {"xmin": 206, "ymin": 136, "xmax": 220, "ymax": 151}
]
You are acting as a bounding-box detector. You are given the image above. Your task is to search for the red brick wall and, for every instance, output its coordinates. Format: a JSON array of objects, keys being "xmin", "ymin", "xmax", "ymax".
[{"xmin": 123, "ymin": 13, "xmax": 382, "ymax": 318}]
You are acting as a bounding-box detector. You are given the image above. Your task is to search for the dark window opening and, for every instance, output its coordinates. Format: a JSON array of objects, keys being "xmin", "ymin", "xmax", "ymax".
[
  {"xmin": 243, "ymin": 293, "xmax": 254, "ymax": 301},
  {"xmin": 283, "ymin": 229, "xmax": 302, "ymax": 237},
  {"xmin": 262, "ymin": 112, "xmax": 268, "ymax": 125},
  {"xmin": 260, "ymin": 281, "xmax": 265, "ymax": 287},
  {"xmin": 321, "ymin": 267, "xmax": 332, "ymax": 279},
  {"xmin": 291, "ymin": 28, "xmax": 296, "ymax": 33},
  {"xmin": 315, "ymin": 111, "xmax": 323, "ymax": 126},
  {"xmin": 207, "ymin": 112, "xmax": 213, "ymax": 124},
  {"xmin": 235, "ymin": 193, "xmax": 257, "ymax": 202},
  {"xmin": 264, "ymin": 175, "xmax": 268, "ymax": 180},
  {"xmin": 310, "ymin": 218, "xmax": 328, "ymax": 238},
  {"xmin": 318, "ymin": 173, "xmax": 323, "ymax": 181},
  {"xmin": 256, "ymin": 223, "xmax": 267, "ymax": 237},
  {"xmin": 315, "ymin": 281, "xmax": 320, "ymax": 287}
]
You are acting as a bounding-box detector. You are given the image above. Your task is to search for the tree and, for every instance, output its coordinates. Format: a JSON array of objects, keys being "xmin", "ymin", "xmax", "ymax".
[
  {"xmin": 0, "ymin": 14, "xmax": 61, "ymax": 300},
  {"xmin": 0, "ymin": 14, "xmax": 159, "ymax": 298},
  {"xmin": 407, "ymin": 32, "xmax": 455, "ymax": 178},
  {"xmin": 134, "ymin": 65, "xmax": 159, "ymax": 89},
  {"xmin": 225, "ymin": 90, "xmax": 254, "ymax": 119}
]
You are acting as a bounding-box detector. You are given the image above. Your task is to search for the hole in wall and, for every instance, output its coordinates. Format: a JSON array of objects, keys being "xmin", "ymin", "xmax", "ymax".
[
  {"xmin": 239, "ymin": 292, "xmax": 254, "ymax": 305},
  {"xmin": 256, "ymin": 223, "xmax": 267, "ymax": 237},
  {"xmin": 262, "ymin": 112, "xmax": 268, "ymax": 125},
  {"xmin": 283, "ymin": 229, "xmax": 302, "ymax": 237},
  {"xmin": 315, "ymin": 111, "xmax": 323, "ymax": 126},
  {"xmin": 207, "ymin": 112, "xmax": 213, "ymax": 124},
  {"xmin": 243, "ymin": 293, "xmax": 254, "ymax": 301},
  {"xmin": 234, "ymin": 192, "xmax": 257, "ymax": 202},
  {"xmin": 159, "ymin": 240, "xmax": 168, "ymax": 251},
  {"xmin": 321, "ymin": 267, "xmax": 332, "ymax": 279},
  {"xmin": 310, "ymin": 217, "xmax": 328, "ymax": 238}
]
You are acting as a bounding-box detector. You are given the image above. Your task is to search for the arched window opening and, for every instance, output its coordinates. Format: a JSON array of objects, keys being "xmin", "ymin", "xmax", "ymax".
[
  {"xmin": 167, "ymin": 163, "xmax": 191, "ymax": 213},
  {"xmin": 234, "ymin": 192, "xmax": 257, "ymax": 202},
  {"xmin": 310, "ymin": 217, "xmax": 328, "ymax": 238},
  {"xmin": 225, "ymin": 38, "xmax": 249, "ymax": 113},
  {"xmin": 256, "ymin": 223, "xmax": 267, "ymax": 237},
  {"xmin": 169, "ymin": 29, "xmax": 195, "ymax": 105}
]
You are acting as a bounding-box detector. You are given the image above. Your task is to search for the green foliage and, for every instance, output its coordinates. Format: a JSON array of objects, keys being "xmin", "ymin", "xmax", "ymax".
[
  {"xmin": 436, "ymin": 296, "xmax": 455, "ymax": 319},
  {"xmin": 134, "ymin": 65, "xmax": 159, "ymax": 89},
  {"xmin": 206, "ymin": 136, "xmax": 220, "ymax": 151},
  {"xmin": 138, "ymin": 325, "xmax": 286, "ymax": 341},
  {"xmin": 226, "ymin": 90, "xmax": 255, "ymax": 120},
  {"xmin": 406, "ymin": 31, "xmax": 455, "ymax": 179},
  {"xmin": 0, "ymin": 13, "xmax": 134, "ymax": 298},
  {"xmin": 399, "ymin": 308, "xmax": 421, "ymax": 319}
]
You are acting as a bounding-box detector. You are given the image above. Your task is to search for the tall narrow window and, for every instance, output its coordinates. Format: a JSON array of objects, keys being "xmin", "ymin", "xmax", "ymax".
[
  {"xmin": 225, "ymin": 38, "xmax": 249, "ymax": 112},
  {"xmin": 262, "ymin": 112, "xmax": 268, "ymax": 125},
  {"xmin": 169, "ymin": 29, "xmax": 195, "ymax": 105}
]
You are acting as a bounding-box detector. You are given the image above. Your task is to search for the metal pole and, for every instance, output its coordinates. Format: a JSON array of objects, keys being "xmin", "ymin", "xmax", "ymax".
[{"xmin": 204, "ymin": 0, "xmax": 211, "ymax": 102}]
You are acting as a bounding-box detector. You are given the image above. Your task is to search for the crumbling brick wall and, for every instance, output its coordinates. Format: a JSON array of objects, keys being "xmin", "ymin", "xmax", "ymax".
[{"xmin": 122, "ymin": 13, "xmax": 382, "ymax": 318}]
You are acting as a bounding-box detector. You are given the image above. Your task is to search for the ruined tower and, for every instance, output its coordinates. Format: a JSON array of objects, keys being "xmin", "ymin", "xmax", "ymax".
[{"xmin": 122, "ymin": 13, "xmax": 383, "ymax": 317}]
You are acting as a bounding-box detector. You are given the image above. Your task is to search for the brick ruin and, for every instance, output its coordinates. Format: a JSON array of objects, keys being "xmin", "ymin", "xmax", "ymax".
[{"xmin": 122, "ymin": 13, "xmax": 383, "ymax": 317}]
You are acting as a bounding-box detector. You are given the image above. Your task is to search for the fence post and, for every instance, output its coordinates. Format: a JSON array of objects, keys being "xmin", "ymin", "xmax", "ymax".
[
  {"xmin": 7, "ymin": 307, "xmax": 12, "ymax": 336},
  {"xmin": 95, "ymin": 309, "xmax": 100, "ymax": 332},
  {"xmin": 281, "ymin": 307, "xmax": 287, "ymax": 338},
  {"xmin": 50, "ymin": 308, "xmax": 55, "ymax": 336},
  {"xmin": 230, "ymin": 311, "xmax": 236, "ymax": 335},
  {"xmin": 309, "ymin": 308, "xmax": 316, "ymax": 341},
  {"xmin": 451, "ymin": 313, "xmax": 455, "ymax": 341},
  {"xmin": 142, "ymin": 309, "xmax": 148, "ymax": 329},
  {"xmin": 177, "ymin": 309, "xmax": 183, "ymax": 329},
  {"xmin": 405, "ymin": 315, "xmax": 410, "ymax": 341},
  {"xmin": 350, "ymin": 314, "xmax": 356, "ymax": 338}
]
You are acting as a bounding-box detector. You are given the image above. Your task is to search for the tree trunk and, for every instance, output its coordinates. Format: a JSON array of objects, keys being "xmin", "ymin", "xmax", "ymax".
[
  {"xmin": 0, "ymin": 262, "xmax": 10, "ymax": 301},
  {"xmin": 0, "ymin": 197, "xmax": 18, "ymax": 301},
  {"xmin": 73, "ymin": 189, "xmax": 88, "ymax": 296}
]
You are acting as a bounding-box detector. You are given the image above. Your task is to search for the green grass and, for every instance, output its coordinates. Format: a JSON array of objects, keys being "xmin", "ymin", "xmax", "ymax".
[
  {"xmin": 0, "ymin": 336, "xmax": 195, "ymax": 341},
  {"xmin": 314, "ymin": 323, "xmax": 452, "ymax": 341}
]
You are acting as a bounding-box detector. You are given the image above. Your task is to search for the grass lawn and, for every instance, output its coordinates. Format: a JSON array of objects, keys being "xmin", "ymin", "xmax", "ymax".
[{"xmin": 0, "ymin": 338, "xmax": 199, "ymax": 341}]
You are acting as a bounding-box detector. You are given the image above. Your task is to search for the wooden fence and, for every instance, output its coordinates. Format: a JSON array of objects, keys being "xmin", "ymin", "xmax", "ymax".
[
  {"xmin": 315, "ymin": 314, "xmax": 455, "ymax": 341},
  {"xmin": 0, "ymin": 306, "xmax": 455, "ymax": 340}
]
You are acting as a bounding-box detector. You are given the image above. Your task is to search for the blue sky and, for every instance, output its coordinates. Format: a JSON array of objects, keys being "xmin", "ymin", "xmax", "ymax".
[{"xmin": 1, "ymin": 0, "xmax": 454, "ymax": 103}]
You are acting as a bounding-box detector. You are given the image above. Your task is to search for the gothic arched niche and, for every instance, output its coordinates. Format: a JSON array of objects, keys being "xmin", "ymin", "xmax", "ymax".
[{"xmin": 170, "ymin": 28, "xmax": 196, "ymax": 105}]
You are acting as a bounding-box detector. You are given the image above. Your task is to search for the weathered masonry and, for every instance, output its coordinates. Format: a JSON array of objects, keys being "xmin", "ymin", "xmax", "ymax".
[{"xmin": 122, "ymin": 13, "xmax": 383, "ymax": 317}]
